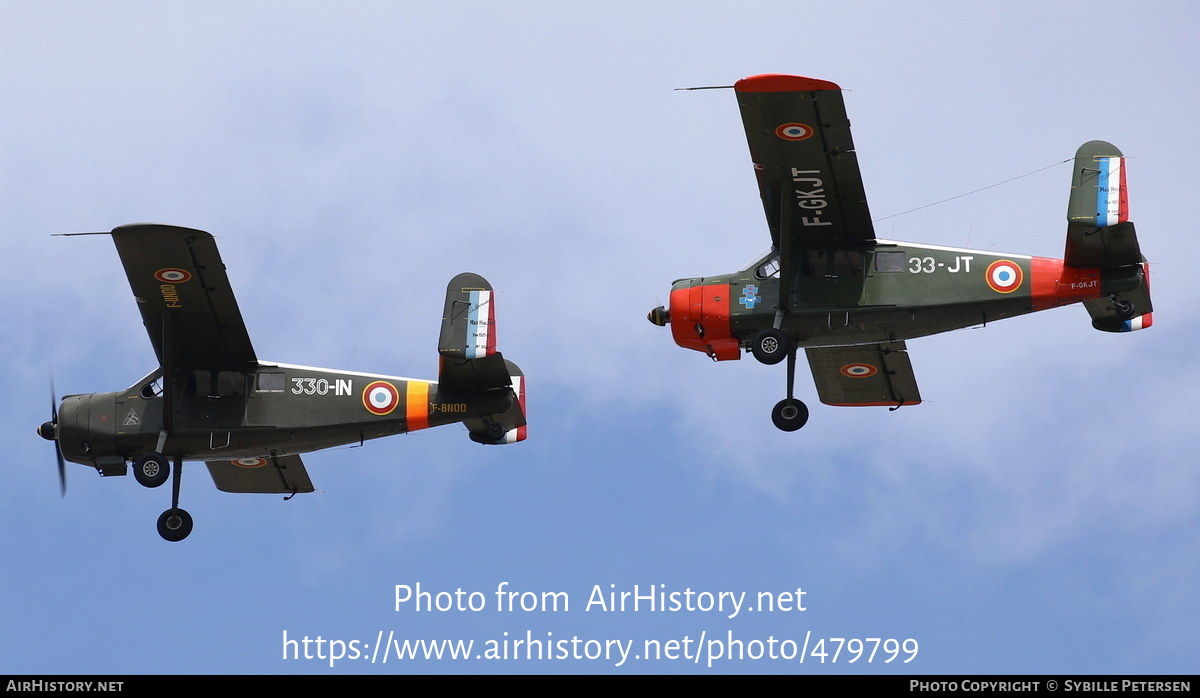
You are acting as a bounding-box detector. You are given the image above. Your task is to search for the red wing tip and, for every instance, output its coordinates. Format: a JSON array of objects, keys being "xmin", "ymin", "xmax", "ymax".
[{"xmin": 735, "ymin": 74, "xmax": 841, "ymax": 93}]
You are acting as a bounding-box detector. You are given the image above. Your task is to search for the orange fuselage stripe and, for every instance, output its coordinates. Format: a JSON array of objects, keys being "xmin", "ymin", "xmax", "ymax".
[{"xmin": 406, "ymin": 382, "xmax": 430, "ymax": 431}]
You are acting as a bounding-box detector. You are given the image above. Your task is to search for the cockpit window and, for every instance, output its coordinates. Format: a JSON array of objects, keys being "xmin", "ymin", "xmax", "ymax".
[
  {"xmin": 756, "ymin": 255, "xmax": 780, "ymax": 279},
  {"xmin": 747, "ymin": 248, "xmax": 780, "ymax": 279},
  {"xmin": 140, "ymin": 376, "xmax": 164, "ymax": 399}
]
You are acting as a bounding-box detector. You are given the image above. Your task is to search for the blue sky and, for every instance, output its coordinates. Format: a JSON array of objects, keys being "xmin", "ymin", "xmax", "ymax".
[{"xmin": 2, "ymin": 1, "xmax": 1196, "ymax": 674}]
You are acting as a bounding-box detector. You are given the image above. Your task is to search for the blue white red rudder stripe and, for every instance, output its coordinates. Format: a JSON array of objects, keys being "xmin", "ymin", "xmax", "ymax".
[
  {"xmin": 466, "ymin": 289, "xmax": 497, "ymax": 359},
  {"xmin": 1095, "ymin": 156, "xmax": 1128, "ymax": 227}
]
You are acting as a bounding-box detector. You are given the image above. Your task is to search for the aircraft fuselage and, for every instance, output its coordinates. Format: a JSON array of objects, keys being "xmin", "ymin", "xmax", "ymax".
[
  {"xmin": 55, "ymin": 363, "xmax": 514, "ymax": 476},
  {"xmin": 662, "ymin": 241, "xmax": 1145, "ymax": 361}
]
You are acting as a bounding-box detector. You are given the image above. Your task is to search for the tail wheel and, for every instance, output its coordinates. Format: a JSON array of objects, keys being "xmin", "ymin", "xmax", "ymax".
[
  {"xmin": 157, "ymin": 508, "xmax": 193, "ymax": 542},
  {"xmin": 133, "ymin": 452, "xmax": 170, "ymax": 488},
  {"xmin": 751, "ymin": 329, "xmax": 790, "ymax": 365},
  {"xmin": 1113, "ymin": 299, "xmax": 1136, "ymax": 320},
  {"xmin": 771, "ymin": 399, "xmax": 809, "ymax": 432}
]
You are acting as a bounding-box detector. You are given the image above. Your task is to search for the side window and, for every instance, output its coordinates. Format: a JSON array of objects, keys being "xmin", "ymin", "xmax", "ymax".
[
  {"xmin": 755, "ymin": 255, "xmax": 781, "ymax": 279},
  {"xmin": 216, "ymin": 371, "xmax": 244, "ymax": 397},
  {"xmin": 801, "ymin": 250, "xmax": 862, "ymax": 277},
  {"xmin": 874, "ymin": 251, "xmax": 906, "ymax": 272},
  {"xmin": 140, "ymin": 376, "xmax": 164, "ymax": 399},
  {"xmin": 188, "ymin": 370, "xmax": 246, "ymax": 397},
  {"xmin": 256, "ymin": 372, "xmax": 286, "ymax": 392},
  {"xmin": 187, "ymin": 370, "xmax": 211, "ymax": 396}
]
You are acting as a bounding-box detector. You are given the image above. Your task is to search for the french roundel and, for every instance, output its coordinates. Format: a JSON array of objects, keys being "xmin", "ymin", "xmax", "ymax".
[
  {"xmin": 985, "ymin": 260, "xmax": 1023, "ymax": 294},
  {"xmin": 775, "ymin": 123, "xmax": 814, "ymax": 141},
  {"xmin": 232, "ymin": 457, "xmax": 267, "ymax": 468},
  {"xmin": 362, "ymin": 381, "xmax": 399, "ymax": 415},
  {"xmin": 154, "ymin": 268, "xmax": 192, "ymax": 283},
  {"xmin": 839, "ymin": 363, "xmax": 877, "ymax": 378}
]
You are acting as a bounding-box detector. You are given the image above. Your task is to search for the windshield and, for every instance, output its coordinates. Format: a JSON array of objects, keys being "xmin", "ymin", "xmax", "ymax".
[
  {"xmin": 128, "ymin": 368, "xmax": 164, "ymax": 399},
  {"xmin": 742, "ymin": 247, "xmax": 780, "ymax": 279}
]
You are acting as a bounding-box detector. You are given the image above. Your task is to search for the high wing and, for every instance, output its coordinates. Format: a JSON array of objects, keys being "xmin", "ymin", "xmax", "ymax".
[
  {"xmin": 734, "ymin": 74, "xmax": 875, "ymax": 250},
  {"xmin": 805, "ymin": 343, "xmax": 922, "ymax": 407},
  {"xmin": 111, "ymin": 224, "xmax": 257, "ymax": 369},
  {"xmin": 205, "ymin": 454, "xmax": 315, "ymax": 494}
]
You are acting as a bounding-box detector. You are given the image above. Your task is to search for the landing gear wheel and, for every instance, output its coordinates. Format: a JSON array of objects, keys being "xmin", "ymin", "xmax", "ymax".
[
  {"xmin": 486, "ymin": 422, "xmax": 507, "ymax": 441},
  {"xmin": 1113, "ymin": 299, "xmax": 1136, "ymax": 320},
  {"xmin": 771, "ymin": 399, "xmax": 809, "ymax": 432},
  {"xmin": 751, "ymin": 329, "xmax": 790, "ymax": 365},
  {"xmin": 133, "ymin": 453, "xmax": 170, "ymax": 488},
  {"xmin": 157, "ymin": 508, "xmax": 193, "ymax": 542}
]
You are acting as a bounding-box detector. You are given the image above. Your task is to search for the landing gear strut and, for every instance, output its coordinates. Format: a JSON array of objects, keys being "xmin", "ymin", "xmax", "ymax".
[
  {"xmin": 771, "ymin": 345, "xmax": 809, "ymax": 431},
  {"xmin": 147, "ymin": 453, "xmax": 192, "ymax": 542}
]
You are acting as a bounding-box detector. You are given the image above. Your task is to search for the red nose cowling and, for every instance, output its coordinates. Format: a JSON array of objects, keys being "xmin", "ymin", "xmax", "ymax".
[{"xmin": 662, "ymin": 282, "xmax": 740, "ymax": 361}]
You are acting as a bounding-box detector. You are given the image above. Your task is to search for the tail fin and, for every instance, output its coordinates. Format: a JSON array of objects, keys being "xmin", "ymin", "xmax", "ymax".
[
  {"xmin": 438, "ymin": 273, "xmax": 528, "ymax": 444},
  {"xmin": 1064, "ymin": 141, "xmax": 1153, "ymax": 332},
  {"xmin": 439, "ymin": 272, "xmax": 497, "ymax": 361}
]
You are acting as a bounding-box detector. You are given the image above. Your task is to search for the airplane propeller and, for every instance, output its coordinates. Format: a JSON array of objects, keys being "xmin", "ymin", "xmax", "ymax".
[
  {"xmin": 647, "ymin": 305, "xmax": 669, "ymax": 326},
  {"xmin": 37, "ymin": 377, "xmax": 66, "ymax": 496}
]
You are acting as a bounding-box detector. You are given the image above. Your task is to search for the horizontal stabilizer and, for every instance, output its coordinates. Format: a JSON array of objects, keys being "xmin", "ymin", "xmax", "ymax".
[
  {"xmin": 439, "ymin": 352, "xmax": 512, "ymax": 394},
  {"xmin": 465, "ymin": 359, "xmax": 527, "ymax": 445},
  {"xmin": 1084, "ymin": 262, "xmax": 1153, "ymax": 333}
]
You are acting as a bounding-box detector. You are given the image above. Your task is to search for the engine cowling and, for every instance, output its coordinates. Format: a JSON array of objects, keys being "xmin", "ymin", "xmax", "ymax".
[{"xmin": 656, "ymin": 279, "xmax": 740, "ymax": 361}]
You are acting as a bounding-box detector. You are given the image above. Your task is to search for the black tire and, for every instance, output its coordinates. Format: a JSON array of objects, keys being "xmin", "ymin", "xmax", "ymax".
[
  {"xmin": 751, "ymin": 329, "xmax": 790, "ymax": 365},
  {"xmin": 1113, "ymin": 299, "xmax": 1136, "ymax": 320},
  {"xmin": 771, "ymin": 399, "xmax": 809, "ymax": 432},
  {"xmin": 157, "ymin": 508, "xmax": 193, "ymax": 542},
  {"xmin": 133, "ymin": 453, "xmax": 170, "ymax": 488}
]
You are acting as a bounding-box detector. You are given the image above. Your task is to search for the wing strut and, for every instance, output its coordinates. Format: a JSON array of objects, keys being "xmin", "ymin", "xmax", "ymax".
[
  {"xmin": 161, "ymin": 310, "xmax": 175, "ymax": 436},
  {"xmin": 774, "ymin": 177, "xmax": 793, "ymax": 330}
]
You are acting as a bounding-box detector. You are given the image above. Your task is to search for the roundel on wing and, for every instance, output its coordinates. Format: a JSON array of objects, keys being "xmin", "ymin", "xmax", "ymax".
[
  {"xmin": 154, "ymin": 268, "xmax": 192, "ymax": 283},
  {"xmin": 232, "ymin": 457, "xmax": 268, "ymax": 468},
  {"xmin": 839, "ymin": 363, "xmax": 877, "ymax": 378},
  {"xmin": 985, "ymin": 260, "xmax": 1024, "ymax": 294},
  {"xmin": 775, "ymin": 123, "xmax": 814, "ymax": 141},
  {"xmin": 362, "ymin": 381, "xmax": 399, "ymax": 415}
]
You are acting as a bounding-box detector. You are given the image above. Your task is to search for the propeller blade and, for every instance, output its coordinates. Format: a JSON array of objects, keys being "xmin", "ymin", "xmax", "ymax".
[
  {"xmin": 48, "ymin": 373, "xmax": 65, "ymax": 496},
  {"xmin": 56, "ymin": 447, "xmax": 66, "ymax": 497}
]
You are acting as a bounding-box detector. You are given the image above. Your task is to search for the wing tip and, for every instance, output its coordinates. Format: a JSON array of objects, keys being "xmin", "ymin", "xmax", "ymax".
[
  {"xmin": 735, "ymin": 74, "xmax": 841, "ymax": 93},
  {"xmin": 822, "ymin": 400, "xmax": 923, "ymax": 407}
]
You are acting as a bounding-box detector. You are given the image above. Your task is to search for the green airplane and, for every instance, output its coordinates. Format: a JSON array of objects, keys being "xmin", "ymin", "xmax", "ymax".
[
  {"xmin": 647, "ymin": 74, "xmax": 1152, "ymax": 431},
  {"xmin": 38, "ymin": 224, "xmax": 527, "ymax": 541}
]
